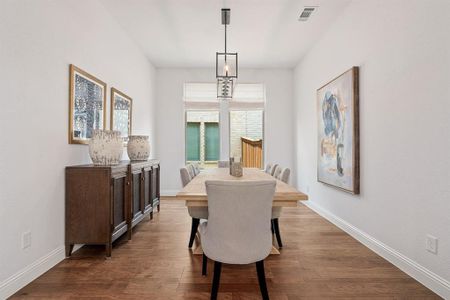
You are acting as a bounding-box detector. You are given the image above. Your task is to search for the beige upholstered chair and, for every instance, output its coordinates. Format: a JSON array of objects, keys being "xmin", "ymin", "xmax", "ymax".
[
  {"xmin": 272, "ymin": 167, "xmax": 290, "ymax": 248},
  {"xmin": 200, "ymin": 180, "xmax": 276, "ymax": 300},
  {"xmin": 187, "ymin": 164, "xmax": 196, "ymax": 178},
  {"xmin": 192, "ymin": 162, "xmax": 200, "ymax": 176},
  {"xmin": 217, "ymin": 161, "xmax": 229, "ymax": 168},
  {"xmin": 277, "ymin": 167, "xmax": 290, "ymax": 183},
  {"xmin": 270, "ymin": 164, "xmax": 279, "ymax": 176},
  {"xmin": 272, "ymin": 165, "xmax": 282, "ymax": 179},
  {"xmin": 264, "ymin": 163, "xmax": 272, "ymax": 174},
  {"xmin": 180, "ymin": 167, "xmax": 208, "ymax": 248}
]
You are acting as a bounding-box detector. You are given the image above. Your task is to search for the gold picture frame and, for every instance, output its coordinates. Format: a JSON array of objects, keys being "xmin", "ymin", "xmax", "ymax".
[
  {"xmin": 110, "ymin": 87, "xmax": 132, "ymax": 144},
  {"xmin": 317, "ymin": 66, "xmax": 360, "ymax": 194},
  {"xmin": 69, "ymin": 64, "xmax": 107, "ymax": 144}
]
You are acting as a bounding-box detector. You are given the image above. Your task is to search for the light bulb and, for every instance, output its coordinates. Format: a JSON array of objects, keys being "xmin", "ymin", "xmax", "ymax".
[{"xmin": 223, "ymin": 63, "xmax": 229, "ymax": 76}]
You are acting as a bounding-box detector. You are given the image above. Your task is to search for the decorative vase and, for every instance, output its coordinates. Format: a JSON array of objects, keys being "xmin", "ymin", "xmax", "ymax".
[
  {"xmin": 231, "ymin": 162, "xmax": 243, "ymax": 177},
  {"xmin": 127, "ymin": 135, "xmax": 150, "ymax": 161},
  {"xmin": 88, "ymin": 130, "xmax": 123, "ymax": 165}
]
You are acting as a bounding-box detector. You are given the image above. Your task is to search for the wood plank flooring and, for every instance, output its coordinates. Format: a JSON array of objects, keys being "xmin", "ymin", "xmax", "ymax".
[{"xmin": 12, "ymin": 200, "xmax": 441, "ymax": 299}]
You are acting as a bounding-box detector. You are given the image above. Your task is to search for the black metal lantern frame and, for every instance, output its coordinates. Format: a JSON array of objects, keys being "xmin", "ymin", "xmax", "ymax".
[
  {"xmin": 216, "ymin": 8, "xmax": 238, "ymax": 99},
  {"xmin": 216, "ymin": 52, "xmax": 238, "ymax": 79}
]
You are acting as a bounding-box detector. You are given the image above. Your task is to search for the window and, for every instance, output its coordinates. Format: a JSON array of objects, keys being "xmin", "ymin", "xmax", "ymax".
[
  {"xmin": 230, "ymin": 110, "xmax": 264, "ymax": 168},
  {"xmin": 185, "ymin": 110, "xmax": 220, "ymax": 168},
  {"xmin": 184, "ymin": 82, "xmax": 265, "ymax": 168}
]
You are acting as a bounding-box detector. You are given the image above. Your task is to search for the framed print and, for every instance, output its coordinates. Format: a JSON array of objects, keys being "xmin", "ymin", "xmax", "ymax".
[
  {"xmin": 317, "ymin": 66, "xmax": 360, "ymax": 194},
  {"xmin": 69, "ymin": 64, "xmax": 106, "ymax": 144},
  {"xmin": 110, "ymin": 88, "xmax": 132, "ymax": 143}
]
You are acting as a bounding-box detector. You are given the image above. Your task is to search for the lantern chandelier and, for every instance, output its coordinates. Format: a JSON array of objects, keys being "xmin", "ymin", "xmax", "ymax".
[{"xmin": 216, "ymin": 8, "xmax": 238, "ymax": 99}]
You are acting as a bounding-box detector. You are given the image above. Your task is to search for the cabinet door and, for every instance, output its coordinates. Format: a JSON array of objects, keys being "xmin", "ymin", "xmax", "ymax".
[
  {"xmin": 151, "ymin": 165, "xmax": 160, "ymax": 209},
  {"xmin": 132, "ymin": 172, "xmax": 144, "ymax": 224},
  {"xmin": 143, "ymin": 169, "xmax": 152, "ymax": 214},
  {"xmin": 112, "ymin": 175, "xmax": 127, "ymax": 235}
]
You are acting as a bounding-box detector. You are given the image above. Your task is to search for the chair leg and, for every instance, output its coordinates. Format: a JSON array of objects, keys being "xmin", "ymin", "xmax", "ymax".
[
  {"xmin": 271, "ymin": 219, "xmax": 275, "ymax": 235},
  {"xmin": 202, "ymin": 253, "xmax": 207, "ymax": 276},
  {"xmin": 273, "ymin": 218, "xmax": 283, "ymax": 248},
  {"xmin": 188, "ymin": 218, "xmax": 200, "ymax": 248},
  {"xmin": 256, "ymin": 260, "xmax": 270, "ymax": 300},
  {"xmin": 211, "ymin": 261, "xmax": 222, "ymax": 300}
]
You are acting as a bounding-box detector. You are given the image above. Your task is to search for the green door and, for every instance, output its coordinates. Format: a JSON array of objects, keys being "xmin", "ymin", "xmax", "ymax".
[
  {"xmin": 186, "ymin": 122, "xmax": 200, "ymax": 161},
  {"xmin": 205, "ymin": 122, "xmax": 219, "ymax": 161}
]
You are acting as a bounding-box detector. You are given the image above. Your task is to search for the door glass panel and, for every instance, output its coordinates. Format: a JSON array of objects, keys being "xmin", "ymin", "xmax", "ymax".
[
  {"xmin": 205, "ymin": 122, "xmax": 219, "ymax": 161},
  {"xmin": 186, "ymin": 122, "xmax": 200, "ymax": 161},
  {"xmin": 185, "ymin": 111, "xmax": 219, "ymax": 168},
  {"xmin": 230, "ymin": 110, "xmax": 264, "ymax": 168}
]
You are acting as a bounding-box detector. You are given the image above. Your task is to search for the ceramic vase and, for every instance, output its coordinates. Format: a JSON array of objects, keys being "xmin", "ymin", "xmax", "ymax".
[
  {"xmin": 127, "ymin": 135, "xmax": 150, "ymax": 161},
  {"xmin": 88, "ymin": 130, "xmax": 123, "ymax": 165}
]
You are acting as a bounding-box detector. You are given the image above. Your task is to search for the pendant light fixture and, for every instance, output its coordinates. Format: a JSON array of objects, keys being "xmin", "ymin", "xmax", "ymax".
[{"xmin": 216, "ymin": 8, "xmax": 238, "ymax": 99}]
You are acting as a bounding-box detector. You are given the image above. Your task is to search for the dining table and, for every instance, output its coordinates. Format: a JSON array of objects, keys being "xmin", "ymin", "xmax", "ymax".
[{"xmin": 176, "ymin": 167, "xmax": 309, "ymax": 254}]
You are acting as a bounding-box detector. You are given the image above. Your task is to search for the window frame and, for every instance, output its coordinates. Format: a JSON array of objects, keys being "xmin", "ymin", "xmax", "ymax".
[{"xmin": 184, "ymin": 109, "xmax": 221, "ymax": 165}]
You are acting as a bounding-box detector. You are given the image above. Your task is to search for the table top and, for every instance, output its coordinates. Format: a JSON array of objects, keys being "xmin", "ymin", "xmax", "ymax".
[{"xmin": 176, "ymin": 168, "xmax": 308, "ymax": 207}]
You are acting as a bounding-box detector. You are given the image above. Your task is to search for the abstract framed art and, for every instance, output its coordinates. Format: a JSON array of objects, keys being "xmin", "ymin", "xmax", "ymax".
[
  {"xmin": 69, "ymin": 64, "xmax": 106, "ymax": 144},
  {"xmin": 110, "ymin": 87, "xmax": 132, "ymax": 144},
  {"xmin": 317, "ymin": 67, "xmax": 360, "ymax": 194}
]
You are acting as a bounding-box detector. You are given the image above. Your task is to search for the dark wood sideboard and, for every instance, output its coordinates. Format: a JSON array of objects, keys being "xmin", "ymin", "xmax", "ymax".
[{"xmin": 65, "ymin": 160, "xmax": 160, "ymax": 257}]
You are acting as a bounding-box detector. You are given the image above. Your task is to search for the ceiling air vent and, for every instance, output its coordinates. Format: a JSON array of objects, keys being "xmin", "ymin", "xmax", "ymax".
[{"xmin": 298, "ymin": 7, "xmax": 317, "ymax": 21}]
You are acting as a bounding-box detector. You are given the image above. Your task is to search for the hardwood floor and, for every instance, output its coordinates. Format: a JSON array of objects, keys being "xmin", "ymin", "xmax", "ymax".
[{"xmin": 12, "ymin": 200, "xmax": 440, "ymax": 299}]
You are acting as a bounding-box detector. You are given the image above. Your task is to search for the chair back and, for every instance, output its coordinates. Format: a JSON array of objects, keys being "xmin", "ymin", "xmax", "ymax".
[
  {"xmin": 272, "ymin": 165, "xmax": 282, "ymax": 179},
  {"xmin": 180, "ymin": 167, "xmax": 191, "ymax": 187},
  {"xmin": 187, "ymin": 164, "xmax": 196, "ymax": 178},
  {"xmin": 264, "ymin": 164, "xmax": 272, "ymax": 174},
  {"xmin": 192, "ymin": 163, "xmax": 200, "ymax": 176},
  {"xmin": 279, "ymin": 168, "xmax": 290, "ymax": 183},
  {"xmin": 202, "ymin": 180, "xmax": 276, "ymax": 264},
  {"xmin": 217, "ymin": 161, "xmax": 230, "ymax": 168},
  {"xmin": 270, "ymin": 164, "xmax": 279, "ymax": 176}
]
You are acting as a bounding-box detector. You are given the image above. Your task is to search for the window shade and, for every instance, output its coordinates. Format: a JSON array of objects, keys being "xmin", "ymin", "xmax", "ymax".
[{"xmin": 184, "ymin": 82, "xmax": 265, "ymax": 109}]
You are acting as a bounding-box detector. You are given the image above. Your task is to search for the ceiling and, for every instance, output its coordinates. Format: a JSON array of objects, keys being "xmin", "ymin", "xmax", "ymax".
[{"xmin": 100, "ymin": 0, "xmax": 351, "ymax": 68}]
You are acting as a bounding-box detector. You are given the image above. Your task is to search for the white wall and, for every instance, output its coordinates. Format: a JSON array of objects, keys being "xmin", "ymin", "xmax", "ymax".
[
  {"xmin": 156, "ymin": 68, "xmax": 294, "ymax": 194},
  {"xmin": 293, "ymin": 0, "xmax": 450, "ymax": 297},
  {"xmin": 0, "ymin": 1, "xmax": 156, "ymax": 297}
]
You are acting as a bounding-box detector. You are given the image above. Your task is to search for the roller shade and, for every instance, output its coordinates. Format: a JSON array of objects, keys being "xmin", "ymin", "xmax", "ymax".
[{"xmin": 184, "ymin": 83, "xmax": 265, "ymax": 109}]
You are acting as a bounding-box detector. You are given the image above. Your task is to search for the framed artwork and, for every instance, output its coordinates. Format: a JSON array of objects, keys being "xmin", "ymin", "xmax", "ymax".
[
  {"xmin": 317, "ymin": 67, "xmax": 359, "ymax": 194},
  {"xmin": 69, "ymin": 64, "xmax": 106, "ymax": 144},
  {"xmin": 110, "ymin": 88, "xmax": 132, "ymax": 143}
]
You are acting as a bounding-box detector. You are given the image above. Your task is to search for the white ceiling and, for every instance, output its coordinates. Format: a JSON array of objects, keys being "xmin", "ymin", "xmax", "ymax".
[{"xmin": 100, "ymin": 0, "xmax": 351, "ymax": 68}]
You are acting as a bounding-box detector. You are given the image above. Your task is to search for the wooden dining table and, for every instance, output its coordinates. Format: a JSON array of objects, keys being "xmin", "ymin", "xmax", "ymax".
[{"xmin": 176, "ymin": 167, "xmax": 309, "ymax": 254}]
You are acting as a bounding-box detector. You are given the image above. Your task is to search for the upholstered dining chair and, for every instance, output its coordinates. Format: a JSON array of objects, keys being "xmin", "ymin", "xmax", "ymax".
[
  {"xmin": 264, "ymin": 163, "xmax": 272, "ymax": 174},
  {"xmin": 272, "ymin": 167, "xmax": 290, "ymax": 248},
  {"xmin": 187, "ymin": 164, "xmax": 196, "ymax": 178},
  {"xmin": 269, "ymin": 164, "xmax": 279, "ymax": 176},
  {"xmin": 200, "ymin": 180, "xmax": 276, "ymax": 300},
  {"xmin": 272, "ymin": 165, "xmax": 282, "ymax": 179},
  {"xmin": 192, "ymin": 162, "xmax": 200, "ymax": 176},
  {"xmin": 217, "ymin": 161, "xmax": 229, "ymax": 168},
  {"xmin": 180, "ymin": 167, "xmax": 208, "ymax": 248}
]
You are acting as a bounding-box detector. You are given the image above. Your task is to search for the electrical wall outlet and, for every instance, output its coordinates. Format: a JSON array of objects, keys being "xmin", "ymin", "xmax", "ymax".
[
  {"xmin": 426, "ymin": 234, "xmax": 438, "ymax": 254},
  {"xmin": 22, "ymin": 231, "xmax": 31, "ymax": 249}
]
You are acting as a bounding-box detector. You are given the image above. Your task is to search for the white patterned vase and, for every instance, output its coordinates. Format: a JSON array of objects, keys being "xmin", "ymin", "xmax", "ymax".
[
  {"xmin": 88, "ymin": 130, "xmax": 123, "ymax": 165},
  {"xmin": 127, "ymin": 135, "xmax": 150, "ymax": 161}
]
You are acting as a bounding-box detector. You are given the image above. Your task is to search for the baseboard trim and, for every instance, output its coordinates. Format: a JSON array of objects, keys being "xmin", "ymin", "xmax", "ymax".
[
  {"xmin": 0, "ymin": 246, "xmax": 65, "ymax": 299},
  {"xmin": 303, "ymin": 201, "xmax": 450, "ymax": 299},
  {"xmin": 161, "ymin": 189, "xmax": 179, "ymax": 197}
]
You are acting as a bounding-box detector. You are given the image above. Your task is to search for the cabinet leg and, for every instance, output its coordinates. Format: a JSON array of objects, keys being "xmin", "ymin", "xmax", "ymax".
[
  {"xmin": 105, "ymin": 243, "xmax": 112, "ymax": 258},
  {"xmin": 150, "ymin": 211, "xmax": 153, "ymax": 220},
  {"xmin": 157, "ymin": 203, "xmax": 160, "ymax": 212},
  {"xmin": 65, "ymin": 244, "xmax": 74, "ymax": 257}
]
